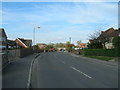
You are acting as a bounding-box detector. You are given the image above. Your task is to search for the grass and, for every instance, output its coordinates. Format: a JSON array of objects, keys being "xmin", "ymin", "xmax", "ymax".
[{"xmin": 86, "ymin": 56, "xmax": 114, "ymax": 61}]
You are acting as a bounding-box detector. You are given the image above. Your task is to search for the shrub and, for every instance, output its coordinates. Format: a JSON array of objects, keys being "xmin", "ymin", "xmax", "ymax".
[
  {"xmin": 87, "ymin": 42, "xmax": 103, "ymax": 49},
  {"xmin": 84, "ymin": 49, "xmax": 117, "ymax": 57},
  {"xmin": 112, "ymin": 36, "xmax": 120, "ymax": 48}
]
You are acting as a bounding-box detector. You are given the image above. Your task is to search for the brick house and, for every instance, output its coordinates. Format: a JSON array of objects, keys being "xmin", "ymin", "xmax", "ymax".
[
  {"xmin": 15, "ymin": 38, "xmax": 32, "ymax": 48},
  {"xmin": 0, "ymin": 28, "xmax": 7, "ymax": 49},
  {"xmin": 98, "ymin": 28, "xmax": 120, "ymax": 49},
  {"xmin": 7, "ymin": 39, "xmax": 17, "ymax": 48},
  {"xmin": 37, "ymin": 43, "xmax": 47, "ymax": 49},
  {"xmin": 79, "ymin": 43, "xmax": 87, "ymax": 49},
  {"xmin": 89, "ymin": 28, "xmax": 120, "ymax": 49}
]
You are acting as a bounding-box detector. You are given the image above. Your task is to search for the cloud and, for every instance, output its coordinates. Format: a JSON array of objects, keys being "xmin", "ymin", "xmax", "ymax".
[
  {"xmin": 2, "ymin": 2, "xmax": 117, "ymax": 25},
  {"xmin": 2, "ymin": 0, "xmax": 120, "ymax": 2},
  {"xmin": 2, "ymin": 2, "xmax": 118, "ymax": 44}
]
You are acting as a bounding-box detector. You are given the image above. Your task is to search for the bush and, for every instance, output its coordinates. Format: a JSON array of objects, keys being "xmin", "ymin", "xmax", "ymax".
[
  {"xmin": 87, "ymin": 42, "xmax": 103, "ymax": 49},
  {"xmin": 84, "ymin": 49, "xmax": 117, "ymax": 57},
  {"xmin": 112, "ymin": 36, "xmax": 120, "ymax": 48}
]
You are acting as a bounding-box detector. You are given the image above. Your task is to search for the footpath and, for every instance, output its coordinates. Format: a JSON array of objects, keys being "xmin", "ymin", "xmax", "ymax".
[{"xmin": 2, "ymin": 53, "xmax": 37, "ymax": 88}]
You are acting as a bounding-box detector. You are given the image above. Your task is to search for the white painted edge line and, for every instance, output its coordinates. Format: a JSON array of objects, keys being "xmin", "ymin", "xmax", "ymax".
[
  {"xmin": 27, "ymin": 57, "xmax": 35, "ymax": 88},
  {"xmin": 27, "ymin": 54, "xmax": 40, "ymax": 88},
  {"xmin": 70, "ymin": 66, "xmax": 92, "ymax": 79}
]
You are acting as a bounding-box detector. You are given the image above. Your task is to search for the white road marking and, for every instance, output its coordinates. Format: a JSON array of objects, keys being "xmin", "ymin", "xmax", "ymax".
[{"xmin": 70, "ymin": 66, "xmax": 92, "ymax": 79}]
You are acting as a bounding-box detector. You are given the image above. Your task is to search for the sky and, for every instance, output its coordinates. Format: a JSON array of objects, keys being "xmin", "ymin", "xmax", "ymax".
[{"xmin": 0, "ymin": 1, "xmax": 118, "ymax": 45}]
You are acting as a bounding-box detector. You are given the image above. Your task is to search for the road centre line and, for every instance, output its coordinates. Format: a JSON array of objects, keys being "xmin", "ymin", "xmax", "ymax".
[{"xmin": 70, "ymin": 66, "xmax": 92, "ymax": 79}]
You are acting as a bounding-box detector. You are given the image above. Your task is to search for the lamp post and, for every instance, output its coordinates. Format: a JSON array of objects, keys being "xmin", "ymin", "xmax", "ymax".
[
  {"xmin": 33, "ymin": 26, "xmax": 40, "ymax": 45},
  {"xmin": 33, "ymin": 26, "xmax": 40, "ymax": 52}
]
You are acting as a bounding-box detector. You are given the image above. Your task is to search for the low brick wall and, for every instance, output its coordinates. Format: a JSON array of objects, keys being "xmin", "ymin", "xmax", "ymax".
[
  {"xmin": 20, "ymin": 48, "xmax": 33, "ymax": 58},
  {"xmin": 2, "ymin": 48, "xmax": 33, "ymax": 62},
  {"xmin": 1, "ymin": 52, "xmax": 9, "ymax": 70},
  {"xmin": 7, "ymin": 49, "xmax": 20, "ymax": 61},
  {"xmin": 1, "ymin": 48, "xmax": 34, "ymax": 69}
]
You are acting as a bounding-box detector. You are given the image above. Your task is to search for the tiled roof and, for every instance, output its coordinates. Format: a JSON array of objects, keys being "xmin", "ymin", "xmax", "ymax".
[
  {"xmin": 80, "ymin": 43, "xmax": 86, "ymax": 45},
  {"xmin": 97, "ymin": 28, "xmax": 120, "ymax": 41}
]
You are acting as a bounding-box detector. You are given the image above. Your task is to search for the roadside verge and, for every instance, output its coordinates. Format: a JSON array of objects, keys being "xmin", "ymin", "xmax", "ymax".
[{"xmin": 67, "ymin": 52, "xmax": 118, "ymax": 67}]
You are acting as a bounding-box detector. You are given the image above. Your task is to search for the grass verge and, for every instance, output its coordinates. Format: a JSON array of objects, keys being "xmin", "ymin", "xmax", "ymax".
[{"xmin": 85, "ymin": 56, "xmax": 114, "ymax": 61}]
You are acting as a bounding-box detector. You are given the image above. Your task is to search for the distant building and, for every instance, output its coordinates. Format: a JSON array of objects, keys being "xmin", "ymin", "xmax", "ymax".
[
  {"xmin": 79, "ymin": 43, "xmax": 87, "ymax": 49},
  {"xmin": 69, "ymin": 44, "xmax": 75, "ymax": 48},
  {"xmin": 15, "ymin": 38, "xmax": 32, "ymax": 48},
  {"xmin": 37, "ymin": 43, "xmax": 47, "ymax": 49},
  {"xmin": 89, "ymin": 39, "xmax": 95, "ymax": 43},
  {"xmin": 0, "ymin": 28, "xmax": 7, "ymax": 49}
]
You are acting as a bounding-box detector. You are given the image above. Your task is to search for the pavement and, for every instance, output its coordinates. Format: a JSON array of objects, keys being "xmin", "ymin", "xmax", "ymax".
[
  {"xmin": 2, "ymin": 54, "xmax": 37, "ymax": 88},
  {"xmin": 31, "ymin": 52, "xmax": 118, "ymax": 88}
]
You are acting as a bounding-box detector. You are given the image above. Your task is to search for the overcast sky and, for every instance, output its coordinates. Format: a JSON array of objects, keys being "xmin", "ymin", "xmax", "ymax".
[{"xmin": 0, "ymin": 1, "xmax": 118, "ymax": 44}]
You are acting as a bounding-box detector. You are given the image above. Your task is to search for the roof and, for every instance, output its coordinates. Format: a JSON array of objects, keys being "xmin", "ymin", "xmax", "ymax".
[
  {"xmin": 89, "ymin": 40, "xmax": 94, "ymax": 43},
  {"xmin": 37, "ymin": 43, "xmax": 47, "ymax": 45},
  {"xmin": 18, "ymin": 38, "xmax": 32, "ymax": 46},
  {"xmin": 0, "ymin": 28, "xmax": 7, "ymax": 38},
  {"xmin": 24, "ymin": 40, "xmax": 32, "ymax": 46},
  {"xmin": 80, "ymin": 43, "xmax": 87, "ymax": 45},
  {"xmin": 97, "ymin": 28, "xmax": 120, "ymax": 41},
  {"xmin": 7, "ymin": 40, "xmax": 16, "ymax": 46},
  {"xmin": 15, "ymin": 38, "xmax": 32, "ymax": 48},
  {"xmin": 101, "ymin": 28, "xmax": 120, "ymax": 37}
]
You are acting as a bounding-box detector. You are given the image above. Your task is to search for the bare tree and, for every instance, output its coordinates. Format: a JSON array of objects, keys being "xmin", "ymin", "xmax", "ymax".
[{"xmin": 88, "ymin": 29, "xmax": 101, "ymax": 40}]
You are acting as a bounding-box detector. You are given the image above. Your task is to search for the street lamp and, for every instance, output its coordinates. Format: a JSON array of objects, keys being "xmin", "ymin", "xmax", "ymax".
[{"xmin": 33, "ymin": 26, "xmax": 40, "ymax": 45}]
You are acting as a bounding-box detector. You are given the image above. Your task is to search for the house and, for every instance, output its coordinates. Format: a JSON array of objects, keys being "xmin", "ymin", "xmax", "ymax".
[
  {"xmin": 7, "ymin": 39, "xmax": 17, "ymax": 48},
  {"xmin": 98, "ymin": 28, "xmax": 120, "ymax": 49},
  {"xmin": 89, "ymin": 39, "xmax": 95, "ymax": 43},
  {"xmin": 69, "ymin": 44, "xmax": 74, "ymax": 48},
  {"xmin": 0, "ymin": 28, "xmax": 7, "ymax": 49},
  {"xmin": 15, "ymin": 38, "xmax": 32, "ymax": 48},
  {"xmin": 89, "ymin": 28, "xmax": 120, "ymax": 49},
  {"xmin": 37, "ymin": 43, "xmax": 47, "ymax": 49},
  {"xmin": 79, "ymin": 43, "xmax": 87, "ymax": 49}
]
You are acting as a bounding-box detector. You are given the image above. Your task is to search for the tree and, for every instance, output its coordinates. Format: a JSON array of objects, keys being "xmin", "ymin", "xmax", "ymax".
[
  {"xmin": 66, "ymin": 41, "xmax": 71, "ymax": 52},
  {"xmin": 112, "ymin": 36, "xmax": 120, "ymax": 48},
  {"xmin": 112, "ymin": 36, "xmax": 120, "ymax": 58},
  {"xmin": 88, "ymin": 30, "xmax": 101, "ymax": 40},
  {"xmin": 87, "ymin": 42, "xmax": 103, "ymax": 49},
  {"xmin": 54, "ymin": 43, "xmax": 66, "ymax": 48}
]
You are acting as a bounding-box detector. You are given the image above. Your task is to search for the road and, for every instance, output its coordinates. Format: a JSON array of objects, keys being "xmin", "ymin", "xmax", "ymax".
[{"xmin": 31, "ymin": 52, "xmax": 118, "ymax": 88}]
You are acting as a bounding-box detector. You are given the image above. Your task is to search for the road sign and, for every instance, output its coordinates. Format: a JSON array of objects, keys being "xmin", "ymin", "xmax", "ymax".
[{"xmin": 72, "ymin": 46, "xmax": 74, "ymax": 49}]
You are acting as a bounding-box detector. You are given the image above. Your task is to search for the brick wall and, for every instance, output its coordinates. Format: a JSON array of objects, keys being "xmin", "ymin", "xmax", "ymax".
[{"xmin": 20, "ymin": 48, "xmax": 33, "ymax": 58}]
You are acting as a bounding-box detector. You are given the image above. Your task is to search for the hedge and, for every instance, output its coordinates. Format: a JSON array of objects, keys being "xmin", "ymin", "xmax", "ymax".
[{"xmin": 84, "ymin": 48, "xmax": 118, "ymax": 57}]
